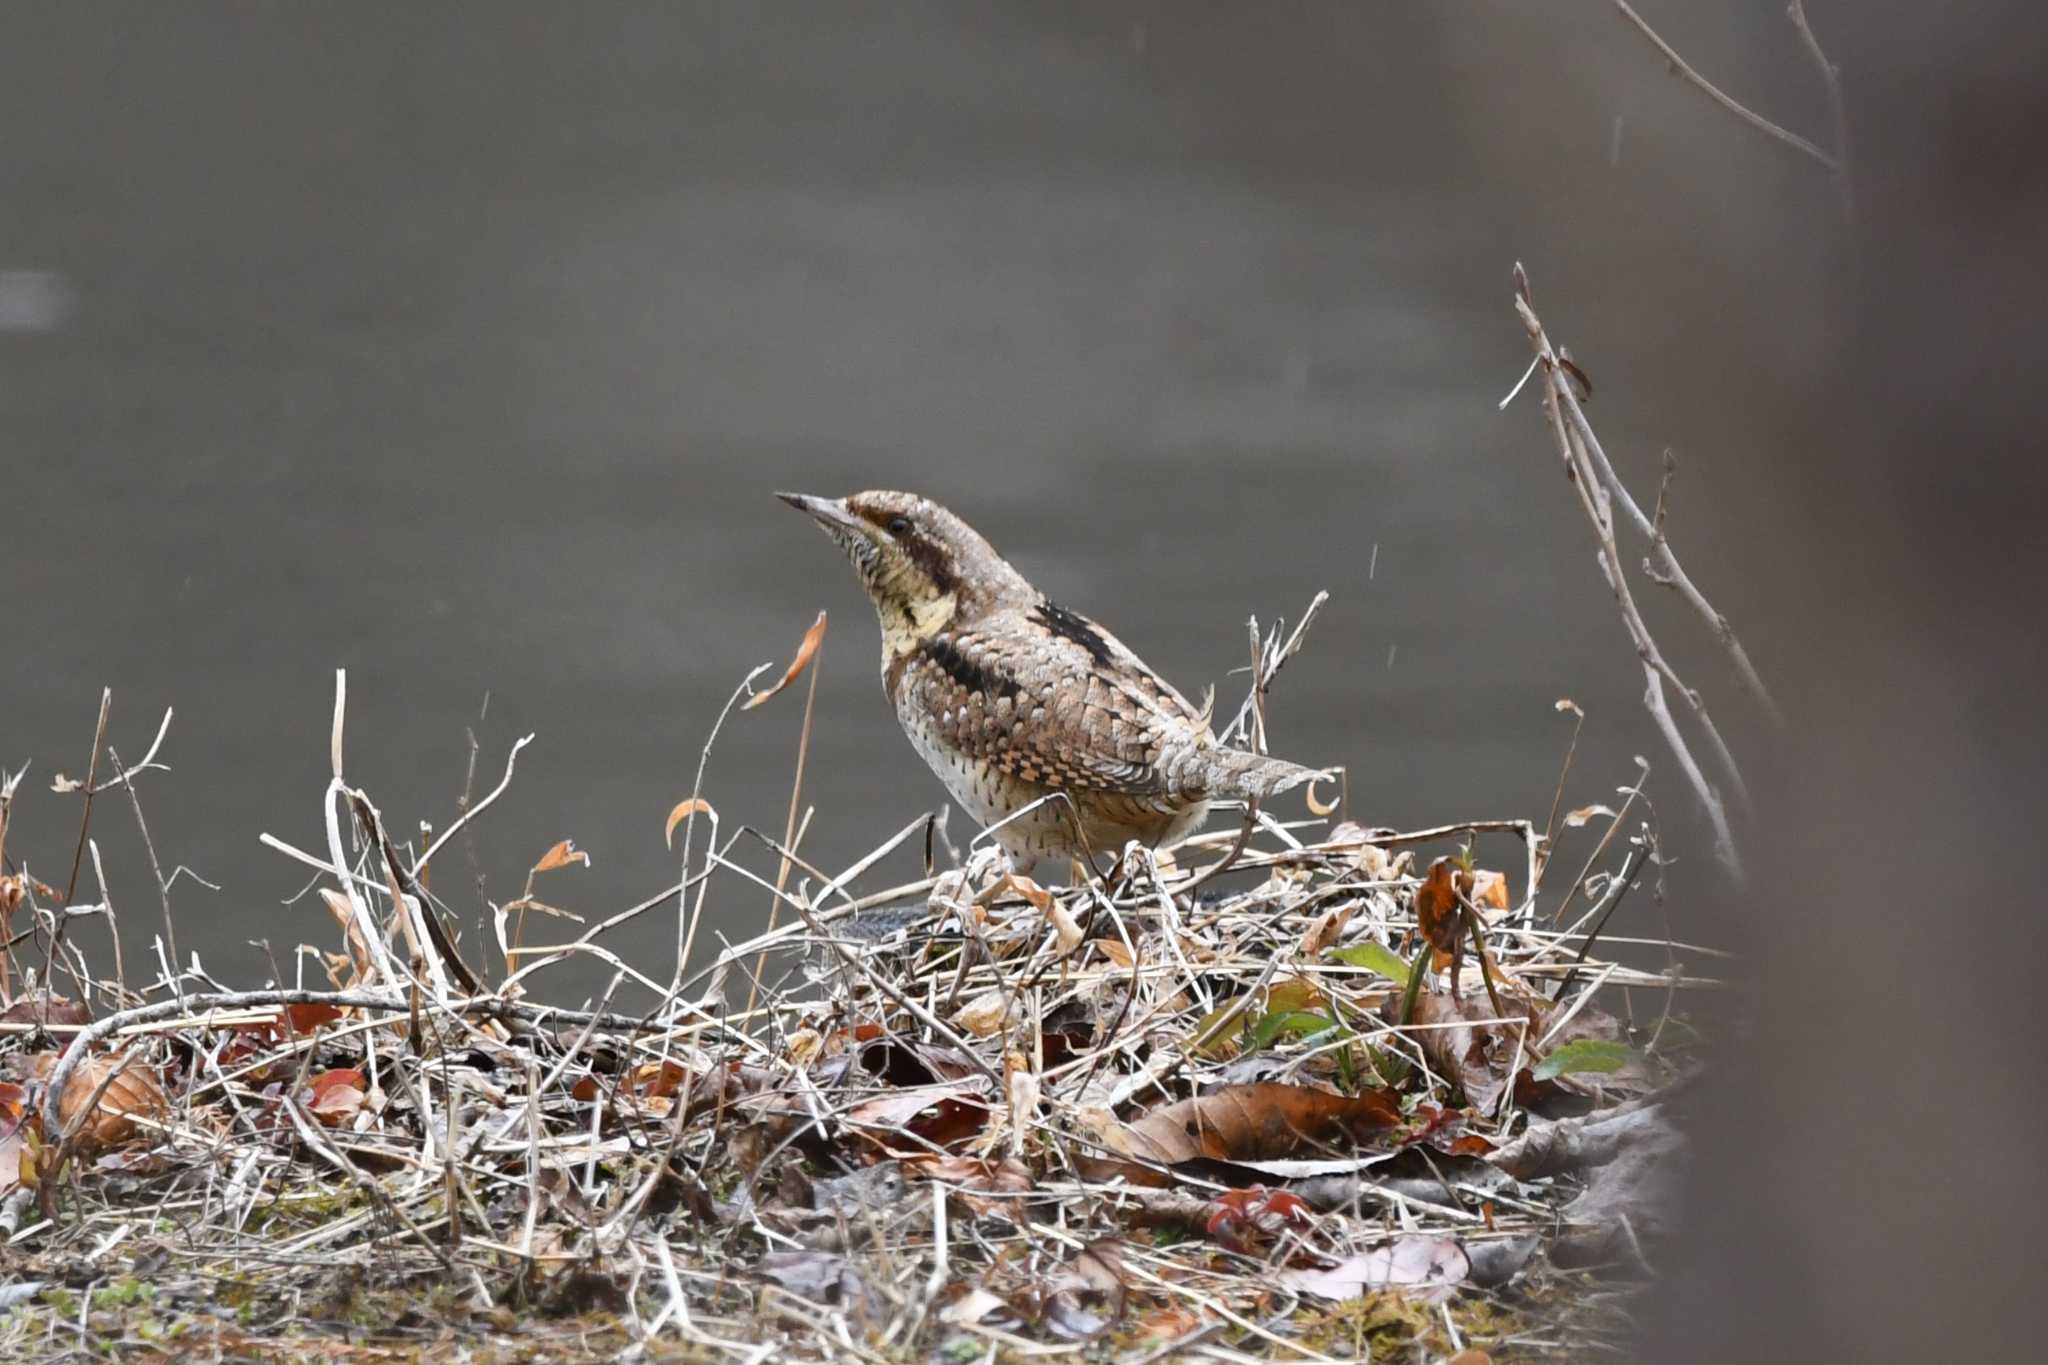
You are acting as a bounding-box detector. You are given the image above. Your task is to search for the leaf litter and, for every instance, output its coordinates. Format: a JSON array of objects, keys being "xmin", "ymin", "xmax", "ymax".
[{"xmin": 0, "ymin": 679, "xmax": 1712, "ymax": 1361}]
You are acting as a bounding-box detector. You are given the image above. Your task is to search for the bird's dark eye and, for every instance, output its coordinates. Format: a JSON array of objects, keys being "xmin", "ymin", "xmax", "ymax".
[{"xmin": 887, "ymin": 516, "xmax": 912, "ymax": 535}]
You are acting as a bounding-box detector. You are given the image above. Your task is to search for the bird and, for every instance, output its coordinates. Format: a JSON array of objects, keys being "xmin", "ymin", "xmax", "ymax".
[{"xmin": 779, "ymin": 490, "xmax": 1324, "ymax": 873}]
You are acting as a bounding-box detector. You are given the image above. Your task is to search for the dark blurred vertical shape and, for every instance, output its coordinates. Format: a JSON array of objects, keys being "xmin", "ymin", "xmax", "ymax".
[{"xmin": 1641, "ymin": 3, "xmax": 2048, "ymax": 1358}]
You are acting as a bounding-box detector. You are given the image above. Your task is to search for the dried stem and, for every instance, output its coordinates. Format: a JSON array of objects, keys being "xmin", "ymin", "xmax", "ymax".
[
  {"xmin": 1611, "ymin": 1, "xmax": 1839, "ymax": 175},
  {"xmin": 1513, "ymin": 266, "xmax": 1756, "ymax": 881}
]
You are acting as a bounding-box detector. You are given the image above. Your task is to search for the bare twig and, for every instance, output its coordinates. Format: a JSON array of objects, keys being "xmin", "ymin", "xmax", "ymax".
[
  {"xmin": 1787, "ymin": 0, "xmax": 1855, "ymax": 219},
  {"xmin": 1611, "ymin": 0, "xmax": 1837, "ymax": 172},
  {"xmin": 59, "ymin": 689, "xmax": 112, "ymax": 909},
  {"xmin": 1512, "ymin": 267, "xmax": 1756, "ymax": 881}
]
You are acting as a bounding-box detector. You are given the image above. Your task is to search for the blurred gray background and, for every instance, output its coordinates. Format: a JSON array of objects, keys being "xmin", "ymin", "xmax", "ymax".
[
  {"xmin": 4, "ymin": 4, "xmax": 2043, "ymax": 1358},
  {"xmin": 3, "ymin": 2, "xmax": 1824, "ymax": 982}
]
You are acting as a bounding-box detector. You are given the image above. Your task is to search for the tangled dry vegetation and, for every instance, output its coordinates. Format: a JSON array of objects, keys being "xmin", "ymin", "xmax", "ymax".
[{"xmin": 0, "ymin": 657, "xmax": 1712, "ymax": 1364}]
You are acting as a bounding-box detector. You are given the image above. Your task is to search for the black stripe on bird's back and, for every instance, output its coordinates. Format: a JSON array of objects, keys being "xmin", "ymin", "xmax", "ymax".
[
  {"xmin": 923, "ymin": 636, "xmax": 1020, "ymax": 699},
  {"xmin": 1033, "ymin": 600, "xmax": 1114, "ymax": 667}
]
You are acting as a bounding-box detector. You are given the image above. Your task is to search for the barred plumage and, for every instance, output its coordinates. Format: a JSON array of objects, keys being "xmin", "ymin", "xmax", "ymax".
[{"xmin": 780, "ymin": 490, "xmax": 1322, "ymax": 872}]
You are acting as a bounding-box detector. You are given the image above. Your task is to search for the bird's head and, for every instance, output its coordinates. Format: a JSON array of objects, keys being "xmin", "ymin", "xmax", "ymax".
[{"xmin": 778, "ymin": 490, "xmax": 1030, "ymax": 651}]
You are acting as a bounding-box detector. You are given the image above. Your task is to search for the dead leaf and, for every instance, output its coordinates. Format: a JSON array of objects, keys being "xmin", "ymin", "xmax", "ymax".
[
  {"xmin": 317, "ymin": 889, "xmax": 373, "ymax": 987},
  {"xmin": 1487, "ymin": 1103, "xmax": 1674, "ymax": 1181},
  {"xmin": 1091, "ymin": 1082, "xmax": 1401, "ymax": 1177},
  {"xmin": 905, "ymin": 1154, "xmax": 1032, "ymax": 1216},
  {"xmin": 0, "ymin": 1080, "xmax": 25, "ymax": 1196},
  {"xmin": 1414, "ymin": 857, "xmax": 1468, "ymax": 956},
  {"xmin": 742, "ymin": 611, "xmax": 827, "ymax": 710},
  {"xmin": 0, "ymin": 995, "xmax": 91, "ymax": 1029},
  {"xmin": 756, "ymin": 1249, "xmax": 877, "ymax": 1317},
  {"xmin": 1005, "ymin": 1052, "xmax": 1040, "ymax": 1159},
  {"xmin": 950, "ymin": 990, "xmax": 1011, "ymax": 1038},
  {"xmin": 845, "ymin": 1084, "xmax": 993, "ymax": 1153},
  {"xmin": 36, "ymin": 1051, "xmax": 169, "ymax": 1149},
  {"xmin": 996, "ymin": 873, "xmax": 1082, "ymax": 954},
  {"xmin": 304, "ymin": 1069, "xmax": 368, "ymax": 1127},
  {"xmin": 664, "ymin": 797, "xmax": 717, "ymax": 849},
  {"xmin": 1300, "ymin": 905, "xmax": 1356, "ymax": 957},
  {"xmin": 1097, "ymin": 937, "xmax": 1136, "ymax": 969},
  {"xmin": 1563, "ymin": 804, "xmax": 1616, "ymax": 828},
  {"xmin": 1041, "ymin": 1239, "xmax": 1127, "ymax": 1340},
  {"xmin": 532, "ymin": 839, "xmax": 591, "ymax": 874},
  {"xmin": 285, "ymin": 1002, "xmax": 344, "ymax": 1034},
  {"xmin": 1279, "ymin": 1235, "xmax": 1469, "ymax": 1303}
]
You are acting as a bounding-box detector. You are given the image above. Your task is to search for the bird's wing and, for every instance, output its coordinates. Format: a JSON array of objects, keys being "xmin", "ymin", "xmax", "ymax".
[{"xmin": 897, "ymin": 601, "xmax": 1208, "ymax": 797}]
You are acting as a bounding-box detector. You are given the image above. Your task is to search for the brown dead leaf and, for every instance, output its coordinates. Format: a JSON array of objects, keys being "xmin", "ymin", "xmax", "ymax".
[
  {"xmin": 664, "ymin": 797, "xmax": 717, "ymax": 849},
  {"xmin": 950, "ymin": 990, "xmax": 1012, "ymax": 1038},
  {"xmin": 903, "ymin": 1153, "xmax": 1034, "ymax": 1215},
  {"xmin": 1300, "ymin": 904, "xmax": 1356, "ymax": 956},
  {"xmin": 845, "ymin": 1084, "xmax": 993, "ymax": 1152},
  {"xmin": 1039, "ymin": 1238, "xmax": 1128, "ymax": 1340},
  {"xmin": 317, "ymin": 889, "xmax": 373, "ymax": 987},
  {"xmin": 35, "ymin": 1051, "xmax": 169, "ymax": 1149},
  {"xmin": 1092, "ymin": 1081, "xmax": 1401, "ymax": 1179},
  {"xmin": 1397, "ymin": 990, "xmax": 1545, "ymax": 1113},
  {"xmin": 304, "ymin": 1068, "xmax": 368, "ymax": 1127},
  {"xmin": 1414, "ymin": 857, "xmax": 1468, "ymax": 956},
  {"xmin": 0, "ymin": 994, "xmax": 92, "ymax": 1029},
  {"xmin": 532, "ymin": 839, "xmax": 591, "ymax": 874},
  {"xmin": 286, "ymin": 1002, "xmax": 344, "ymax": 1034},
  {"xmin": 997, "ymin": 873, "xmax": 1082, "ymax": 954},
  {"xmin": 1097, "ymin": 937, "xmax": 1136, "ymax": 969},
  {"xmin": 742, "ymin": 611, "xmax": 827, "ymax": 710}
]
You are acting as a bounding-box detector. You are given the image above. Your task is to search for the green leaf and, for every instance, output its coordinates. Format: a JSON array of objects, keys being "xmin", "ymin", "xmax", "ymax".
[
  {"xmin": 1328, "ymin": 941, "xmax": 1413, "ymax": 986},
  {"xmin": 1647, "ymin": 1016, "xmax": 1703, "ymax": 1050},
  {"xmin": 1532, "ymin": 1038, "xmax": 1635, "ymax": 1081},
  {"xmin": 1247, "ymin": 1010, "xmax": 1346, "ymax": 1052}
]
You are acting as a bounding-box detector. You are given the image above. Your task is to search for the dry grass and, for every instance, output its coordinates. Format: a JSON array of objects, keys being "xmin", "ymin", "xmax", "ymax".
[{"xmin": 0, "ymin": 674, "xmax": 1709, "ymax": 1362}]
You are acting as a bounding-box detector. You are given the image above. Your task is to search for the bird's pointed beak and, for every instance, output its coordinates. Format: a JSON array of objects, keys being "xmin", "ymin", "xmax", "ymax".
[{"xmin": 777, "ymin": 491, "xmax": 862, "ymax": 535}]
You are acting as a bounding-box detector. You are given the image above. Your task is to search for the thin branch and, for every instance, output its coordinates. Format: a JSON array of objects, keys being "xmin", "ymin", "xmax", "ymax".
[
  {"xmin": 1513, "ymin": 267, "xmax": 1749, "ymax": 881},
  {"xmin": 1562, "ymin": 405, "xmax": 1784, "ymax": 727},
  {"xmin": 1787, "ymin": 0, "xmax": 1855, "ymax": 219},
  {"xmin": 1611, "ymin": 0, "xmax": 1837, "ymax": 171}
]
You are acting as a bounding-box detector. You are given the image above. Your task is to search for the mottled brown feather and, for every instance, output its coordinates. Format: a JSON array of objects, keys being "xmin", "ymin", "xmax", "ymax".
[{"xmin": 894, "ymin": 604, "xmax": 1209, "ymax": 799}]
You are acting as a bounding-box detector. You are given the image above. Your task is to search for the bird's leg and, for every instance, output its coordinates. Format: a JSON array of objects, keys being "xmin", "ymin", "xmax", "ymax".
[{"xmin": 1184, "ymin": 798, "xmax": 1260, "ymax": 899}]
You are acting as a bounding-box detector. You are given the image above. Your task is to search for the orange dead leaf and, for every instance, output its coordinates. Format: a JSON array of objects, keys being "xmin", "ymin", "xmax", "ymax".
[
  {"xmin": 34, "ymin": 1051, "xmax": 169, "ymax": 1149},
  {"xmin": 998, "ymin": 873, "xmax": 1082, "ymax": 954},
  {"xmin": 1097, "ymin": 938, "xmax": 1137, "ymax": 969},
  {"xmin": 304, "ymin": 1068, "xmax": 369, "ymax": 1127},
  {"xmin": 532, "ymin": 839, "xmax": 591, "ymax": 875},
  {"xmin": 1091, "ymin": 1081, "xmax": 1401, "ymax": 1179},
  {"xmin": 1414, "ymin": 857, "xmax": 1468, "ymax": 957},
  {"xmin": 286, "ymin": 1002, "xmax": 345, "ymax": 1034},
  {"xmin": 664, "ymin": 798, "xmax": 717, "ymax": 849},
  {"xmin": 1472, "ymin": 869, "xmax": 1510, "ymax": 914},
  {"xmin": 742, "ymin": 611, "xmax": 827, "ymax": 710}
]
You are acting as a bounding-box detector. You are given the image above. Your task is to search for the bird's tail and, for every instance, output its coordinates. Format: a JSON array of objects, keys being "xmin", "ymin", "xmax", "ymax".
[{"xmin": 1202, "ymin": 747, "xmax": 1332, "ymax": 802}]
